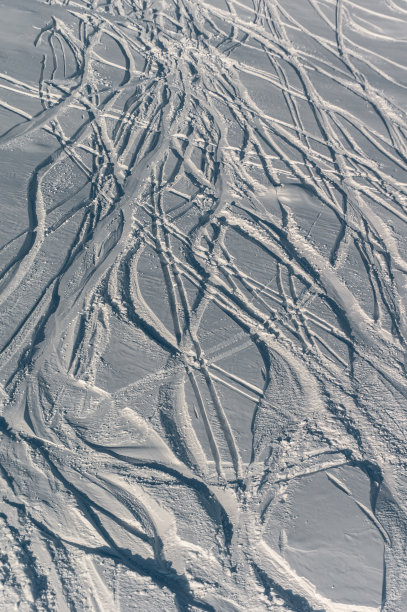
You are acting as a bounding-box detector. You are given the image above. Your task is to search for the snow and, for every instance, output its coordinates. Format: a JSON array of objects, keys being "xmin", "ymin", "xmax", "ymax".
[{"xmin": 0, "ymin": 0, "xmax": 406, "ymax": 609}]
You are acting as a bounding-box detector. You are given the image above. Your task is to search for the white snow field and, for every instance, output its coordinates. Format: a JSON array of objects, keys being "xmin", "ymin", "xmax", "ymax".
[{"xmin": 0, "ymin": 0, "xmax": 407, "ymax": 609}]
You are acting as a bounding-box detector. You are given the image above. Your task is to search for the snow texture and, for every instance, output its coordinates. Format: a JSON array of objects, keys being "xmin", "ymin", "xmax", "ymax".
[{"xmin": 0, "ymin": 0, "xmax": 407, "ymax": 610}]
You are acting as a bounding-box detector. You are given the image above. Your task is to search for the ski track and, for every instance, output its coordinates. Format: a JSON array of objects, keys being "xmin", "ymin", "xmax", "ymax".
[{"xmin": 0, "ymin": 0, "xmax": 406, "ymax": 610}]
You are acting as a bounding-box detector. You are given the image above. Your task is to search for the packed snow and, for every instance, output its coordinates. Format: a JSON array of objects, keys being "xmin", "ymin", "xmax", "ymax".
[{"xmin": 1, "ymin": 0, "xmax": 407, "ymax": 610}]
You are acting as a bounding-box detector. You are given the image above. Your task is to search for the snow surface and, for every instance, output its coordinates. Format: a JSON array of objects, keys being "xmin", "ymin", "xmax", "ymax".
[{"xmin": 0, "ymin": 0, "xmax": 407, "ymax": 610}]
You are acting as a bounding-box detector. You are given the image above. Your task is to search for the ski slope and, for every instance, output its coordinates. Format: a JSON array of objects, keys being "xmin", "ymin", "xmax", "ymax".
[{"xmin": 1, "ymin": 0, "xmax": 407, "ymax": 609}]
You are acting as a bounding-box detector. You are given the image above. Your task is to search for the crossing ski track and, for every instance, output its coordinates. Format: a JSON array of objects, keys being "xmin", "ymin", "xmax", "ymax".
[{"xmin": 0, "ymin": 0, "xmax": 407, "ymax": 610}]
